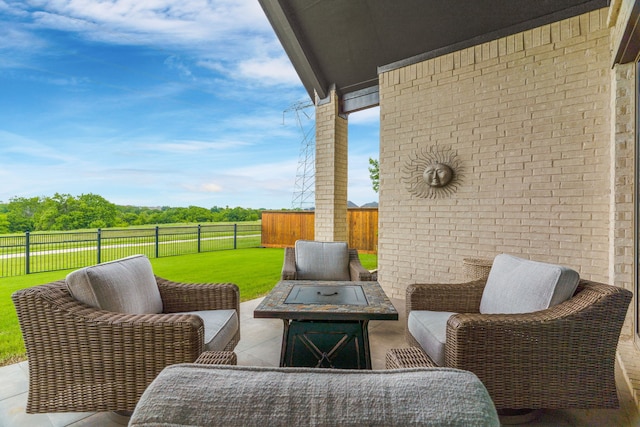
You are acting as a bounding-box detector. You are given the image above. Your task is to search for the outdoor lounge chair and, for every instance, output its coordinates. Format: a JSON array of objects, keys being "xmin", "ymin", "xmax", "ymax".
[
  {"xmin": 405, "ymin": 254, "xmax": 632, "ymax": 410},
  {"xmin": 281, "ymin": 240, "xmax": 373, "ymax": 281},
  {"xmin": 11, "ymin": 255, "xmax": 240, "ymax": 414}
]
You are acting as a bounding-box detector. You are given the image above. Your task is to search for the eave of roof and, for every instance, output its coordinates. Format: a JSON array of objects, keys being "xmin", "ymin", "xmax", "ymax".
[{"xmin": 259, "ymin": 0, "xmax": 609, "ymax": 109}]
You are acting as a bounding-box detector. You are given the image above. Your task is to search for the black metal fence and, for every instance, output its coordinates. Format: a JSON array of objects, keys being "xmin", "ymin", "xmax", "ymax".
[{"xmin": 0, "ymin": 223, "xmax": 262, "ymax": 278}]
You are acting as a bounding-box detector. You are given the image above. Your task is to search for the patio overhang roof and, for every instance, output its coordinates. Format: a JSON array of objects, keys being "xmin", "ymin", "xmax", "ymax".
[{"xmin": 259, "ymin": 0, "xmax": 609, "ymax": 112}]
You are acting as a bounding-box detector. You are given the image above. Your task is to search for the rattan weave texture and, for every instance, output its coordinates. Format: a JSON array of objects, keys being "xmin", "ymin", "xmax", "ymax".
[
  {"xmin": 386, "ymin": 347, "xmax": 437, "ymax": 369},
  {"xmin": 194, "ymin": 351, "xmax": 238, "ymax": 365},
  {"xmin": 405, "ymin": 278, "xmax": 632, "ymax": 410},
  {"xmin": 12, "ymin": 277, "xmax": 240, "ymax": 414},
  {"xmin": 462, "ymin": 257, "xmax": 493, "ymax": 280}
]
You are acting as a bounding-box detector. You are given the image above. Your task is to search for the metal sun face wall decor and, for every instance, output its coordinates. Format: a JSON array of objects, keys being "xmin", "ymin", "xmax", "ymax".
[{"xmin": 402, "ymin": 145, "xmax": 463, "ymax": 198}]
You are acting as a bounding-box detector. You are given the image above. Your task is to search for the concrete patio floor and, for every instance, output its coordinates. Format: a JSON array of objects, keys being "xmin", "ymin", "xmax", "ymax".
[{"xmin": 1, "ymin": 297, "xmax": 639, "ymax": 426}]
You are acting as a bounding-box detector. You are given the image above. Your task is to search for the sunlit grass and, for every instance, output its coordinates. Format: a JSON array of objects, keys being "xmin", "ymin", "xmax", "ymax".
[{"xmin": 0, "ymin": 248, "xmax": 377, "ymax": 366}]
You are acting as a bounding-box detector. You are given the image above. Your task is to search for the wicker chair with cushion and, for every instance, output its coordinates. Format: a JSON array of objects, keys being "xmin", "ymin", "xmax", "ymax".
[
  {"xmin": 11, "ymin": 254, "xmax": 240, "ymax": 414},
  {"xmin": 405, "ymin": 254, "xmax": 632, "ymax": 410},
  {"xmin": 281, "ymin": 240, "xmax": 373, "ymax": 281}
]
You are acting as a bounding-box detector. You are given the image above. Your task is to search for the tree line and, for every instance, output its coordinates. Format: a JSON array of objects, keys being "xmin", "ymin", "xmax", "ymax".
[{"xmin": 0, "ymin": 193, "xmax": 269, "ymax": 234}]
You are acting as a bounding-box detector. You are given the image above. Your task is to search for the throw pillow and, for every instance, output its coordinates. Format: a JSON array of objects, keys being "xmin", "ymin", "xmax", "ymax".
[
  {"xmin": 66, "ymin": 254, "xmax": 163, "ymax": 314},
  {"xmin": 479, "ymin": 254, "xmax": 579, "ymax": 314}
]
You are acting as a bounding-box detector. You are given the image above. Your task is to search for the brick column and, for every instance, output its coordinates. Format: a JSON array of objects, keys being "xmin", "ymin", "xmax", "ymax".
[{"xmin": 314, "ymin": 89, "xmax": 348, "ymax": 242}]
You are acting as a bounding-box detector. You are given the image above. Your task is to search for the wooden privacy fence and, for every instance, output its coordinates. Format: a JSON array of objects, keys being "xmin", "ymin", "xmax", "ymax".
[{"xmin": 261, "ymin": 208, "xmax": 378, "ymax": 253}]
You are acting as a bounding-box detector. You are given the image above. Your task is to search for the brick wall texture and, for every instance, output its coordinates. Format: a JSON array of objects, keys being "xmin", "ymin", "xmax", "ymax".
[
  {"xmin": 377, "ymin": 8, "xmax": 626, "ymax": 299},
  {"xmin": 315, "ymin": 90, "xmax": 349, "ymax": 242}
]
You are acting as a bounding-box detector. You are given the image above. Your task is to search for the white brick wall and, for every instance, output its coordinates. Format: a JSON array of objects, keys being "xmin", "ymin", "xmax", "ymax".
[
  {"xmin": 378, "ymin": 9, "xmax": 615, "ymax": 299},
  {"xmin": 315, "ymin": 90, "xmax": 348, "ymax": 242}
]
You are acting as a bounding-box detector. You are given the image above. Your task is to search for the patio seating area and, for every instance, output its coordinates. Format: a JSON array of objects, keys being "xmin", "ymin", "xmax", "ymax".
[{"xmin": 1, "ymin": 295, "xmax": 638, "ymax": 426}]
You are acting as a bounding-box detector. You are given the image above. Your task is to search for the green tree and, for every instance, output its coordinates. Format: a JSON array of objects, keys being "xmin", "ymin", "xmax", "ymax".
[
  {"xmin": 6, "ymin": 196, "xmax": 42, "ymax": 232},
  {"xmin": 35, "ymin": 193, "xmax": 77, "ymax": 230},
  {"xmin": 0, "ymin": 213, "xmax": 9, "ymax": 234},
  {"xmin": 33, "ymin": 193, "xmax": 118, "ymax": 230},
  {"xmin": 186, "ymin": 206, "xmax": 215, "ymax": 223},
  {"xmin": 77, "ymin": 193, "xmax": 118, "ymax": 229},
  {"xmin": 368, "ymin": 157, "xmax": 379, "ymax": 193}
]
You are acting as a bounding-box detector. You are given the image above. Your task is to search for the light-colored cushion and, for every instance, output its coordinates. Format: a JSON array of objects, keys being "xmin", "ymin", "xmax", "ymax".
[
  {"xmin": 294, "ymin": 240, "xmax": 350, "ymax": 281},
  {"xmin": 65, "ymin": 254, "xmax": 163, "ymax": 314},
  {"xmin": 178, "ymin": 310, "xmax": 239, "ymax": 351},
  {"xmin": 129, "ymin": 365, "xmax": 500, "ymax": 427},
  {"xmin": 480, "ymin": 254, "xmax": 579, "ymax": 314},
  {"xmin": 407, "ymin": 311, "xmax": 456, "ymax": 366}
]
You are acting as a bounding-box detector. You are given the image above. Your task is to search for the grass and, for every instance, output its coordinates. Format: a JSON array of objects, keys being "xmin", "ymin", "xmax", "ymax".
[{"xmin": 0, "ymin": 247, "xmax": 377, "ymax": 366}]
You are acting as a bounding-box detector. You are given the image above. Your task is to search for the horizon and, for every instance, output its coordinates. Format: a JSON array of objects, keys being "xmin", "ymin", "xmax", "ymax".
[
  {"xmin": 0, "ymin": 0, "xmax": 380, "ymax": 210},
  {"xmin": 0, "ymin": 196, "xmax": 380, "ymax": 210}
]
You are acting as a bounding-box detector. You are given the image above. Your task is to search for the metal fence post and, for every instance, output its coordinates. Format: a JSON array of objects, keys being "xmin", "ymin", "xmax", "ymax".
[
  {"xmin": 197, "ymin": 224, "xmax": 201, "ymax": 253},
  {"xmin": 97, "ymin": 228, "xmax": 102, "ymax": 264},
  {"xmin": 25, "ymin": 231, "xmax": 30, "ymax": 275},
  {"xmin": 233, "ymin": 224, "xmax": 237, "ymax": 249},
  {"xmin": 155, "ymin": 226, "xmax": 160, "ymax": 258}
]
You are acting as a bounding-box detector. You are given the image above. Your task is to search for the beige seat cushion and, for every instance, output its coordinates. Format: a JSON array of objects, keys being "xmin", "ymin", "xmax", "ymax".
[
  {"xmin": 179, "ymin": 310, "xmax": 239, "ymax": 351},
  {"xmin": 480, "ymin": 254, "xmax": 579, "ymax": 314},
  {"xmin": 407, "ymin": 310, "xmax": 456, "ymax": 366},
  {"xmin": 66, "ymin": 254, "xmax": 163, "ymax": 314},
  {"xmin": 294, "ymin": 240, "xmax": 350, "ymax": 281}
]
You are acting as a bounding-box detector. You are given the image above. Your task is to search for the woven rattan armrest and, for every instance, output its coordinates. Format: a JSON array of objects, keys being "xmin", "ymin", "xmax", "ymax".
[
  {"xmin": 386, "ymin": 347, "xmax": 437, "ymax": 369},
  {"xmin": 348, "ymin": 249, "xmax": 373, "ymax": 281},
  {"xmin": 194, "ymin": 351, "xmax": 237, "ymax": 365},
  {"xmin": 157, "ymin": 277, "xmax": 239, "ymax": 313},
  {"xmin": 281, "ymin": 247, "xmax": 297, "ymax": 280},
  {"xmin": 156, "ymin": 277, "xmax": 240, "ymax": 351},
  {"xmin": 406, "ymin": 280, "xmax": 486, "ymax": 313}
]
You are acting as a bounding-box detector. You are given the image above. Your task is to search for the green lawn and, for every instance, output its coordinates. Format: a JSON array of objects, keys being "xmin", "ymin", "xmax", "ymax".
[{"xmin": 0, "ymin": 247, "xmax": 377, "ymax": 366}]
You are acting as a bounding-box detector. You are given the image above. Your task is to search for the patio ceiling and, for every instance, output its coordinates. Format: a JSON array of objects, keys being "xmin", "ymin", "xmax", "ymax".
[{"xmin": 259, "ymin": 0, "xmax": 609, "ymax": 112}]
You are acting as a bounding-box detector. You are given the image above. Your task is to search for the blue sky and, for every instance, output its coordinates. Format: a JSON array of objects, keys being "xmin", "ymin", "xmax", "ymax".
[{"xmin": 0, "ymin": 0, "xmax": 380, "ymax": 209}]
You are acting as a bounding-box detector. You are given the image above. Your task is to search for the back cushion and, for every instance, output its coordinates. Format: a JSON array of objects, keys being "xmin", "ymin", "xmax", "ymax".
[
  {"xmin": 66, "ymin": 255, "xmax": 163, "ymax": 314},
  {"xmin": 479, "ymin": 254, "xmax": 579, "ymax": 314},
  {"xmin": 295, "ymin": 240, "xmax": 351, "ymax": 281}
]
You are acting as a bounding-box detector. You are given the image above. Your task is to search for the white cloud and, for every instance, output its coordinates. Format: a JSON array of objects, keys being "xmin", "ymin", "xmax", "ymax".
[
  {"xmin": 24, "ymin": 0, "xmax": 272, "ymax": 48},
  {"xmin": 181, "ymin": 181, "xmax": 224, "ymax": 193},
  {"xmin": 0, "ymin": 130, "xmax": 73, "ymax": 163},
  {"xmin": 236, "ymin": 55, "xmax": 300, "ymax": 86},
  {"xmin": 200, "ymin": 183, "xmax": 223, "ymax": 193},
  {"xmin": 0, "ymin": 27, "xmax": 45, "ymax": 51},
  {"xmin": 0, "ymin": 0, "xmax": 28, "ymax": 16},
  {"xmin": 143, "ymin": 139, "xmax": 251, "ymax": 154},
  {"xmin": 349, "ymin": 106, "xmax": 380, "ymax": 125}
]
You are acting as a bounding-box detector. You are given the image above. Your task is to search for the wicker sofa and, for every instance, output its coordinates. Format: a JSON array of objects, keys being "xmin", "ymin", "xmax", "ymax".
[
  {"xmin": 11, "ymin": 255, "xmax": 240, "ymax": 414},
  {"xmin": 405, "ymin": 255, "xmax": 632, "ymax": 410},
  {"xmin": 129, "ymin": 364, "xmax": 500, "ymax": 426}
]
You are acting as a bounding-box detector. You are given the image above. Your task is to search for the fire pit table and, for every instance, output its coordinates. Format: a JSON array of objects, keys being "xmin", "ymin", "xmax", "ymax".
[{"xmin": 254, "ymin": 280, "xmax": 398, "ymax": 369}]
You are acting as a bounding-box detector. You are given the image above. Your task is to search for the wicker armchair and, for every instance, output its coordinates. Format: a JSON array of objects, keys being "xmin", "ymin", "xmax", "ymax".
[
  {"xmin": 12, "ymin": 277, "xmax": 240, "ymax": 414},
  {"xmin": 406, "ymin": 278, "xmax": 631, "ymax": 410},
  {"xmin": 281, "ymin": 246, "xmax": 373, "ymax": 281}
]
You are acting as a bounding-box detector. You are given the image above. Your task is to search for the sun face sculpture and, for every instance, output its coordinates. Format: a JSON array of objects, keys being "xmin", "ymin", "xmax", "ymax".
[{"xmin": 402, "ymin": 145, "xmax": 462, "ymax": 198}]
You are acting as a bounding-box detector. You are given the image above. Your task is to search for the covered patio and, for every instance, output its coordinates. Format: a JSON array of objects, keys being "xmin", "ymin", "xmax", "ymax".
[
  {"xmin": 260, "ymin": 0, "xmax": 640, "ymax": 418},
  {"xmin": 1, "ymin": 296, "xmax": 639, "ymax": 425}
]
